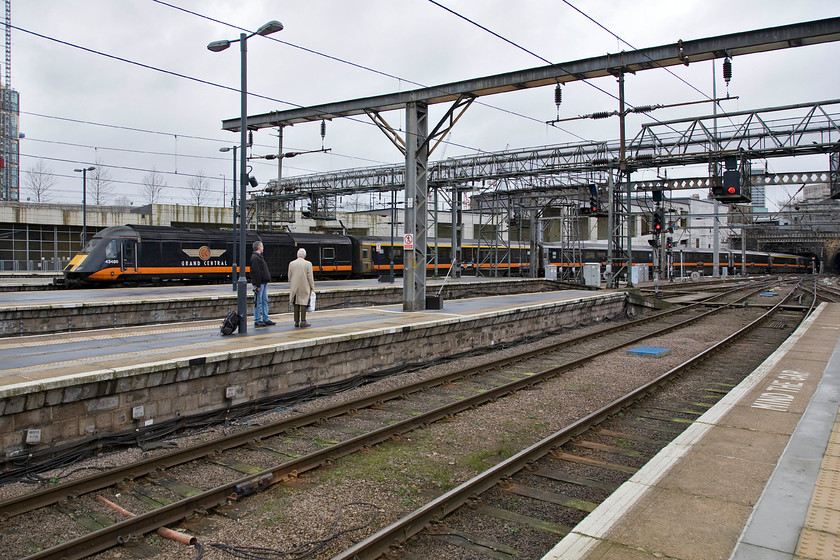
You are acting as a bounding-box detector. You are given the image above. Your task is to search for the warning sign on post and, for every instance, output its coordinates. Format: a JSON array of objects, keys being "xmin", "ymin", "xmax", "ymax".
[{"xmin": 403, "ymin": 234, "xmax": 414, "ymax": 250}]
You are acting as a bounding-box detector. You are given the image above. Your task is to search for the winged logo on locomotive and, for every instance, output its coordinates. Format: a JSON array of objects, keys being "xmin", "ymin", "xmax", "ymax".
[{"xmin": 183, "ymin": 246, "xmax": 227, "ymax": 262}]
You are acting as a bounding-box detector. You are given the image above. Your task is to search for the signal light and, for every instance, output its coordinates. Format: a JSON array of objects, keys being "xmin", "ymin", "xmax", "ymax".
[
  {"xmin": 722, "ymin": 170, "xmax": 740, "ymax": 196},
  {"xmin": 652, "ymin": 209, "xmax": 663, "ymax": 232},
  {"xmin": 666, "ymin": 237, "xmax": 673, "ymax": 250},
  {"xmin": 588, "ymin": 185, "xmax": 600, "ymax": 214},
  {"xmin": 652, "ymin": 188, "xmax": 662, "ymax": 203}
]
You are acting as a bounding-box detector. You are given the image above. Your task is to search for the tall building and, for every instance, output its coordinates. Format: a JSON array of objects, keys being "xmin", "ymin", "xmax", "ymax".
[
  {"xmin": 750, "ymin": 168, "xmax": 767, "ymax": 212},
  {"xmin": 1, "ymin": 0, "xmax": 18, "ymax": 202},
  {"xmin": 0, "ymin": 86, "xmax": 19, "ymax": 201}
]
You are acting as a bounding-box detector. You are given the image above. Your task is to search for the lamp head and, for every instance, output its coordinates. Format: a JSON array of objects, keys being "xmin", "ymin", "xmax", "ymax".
[
  {"xmin": 87, "ymin": 166, "xmax": 96, "ymax": 171},
  {"xmin": 256, "ymin": 20, "xmax": 284, "ymax": 36},
  {"xmin": 207, "ymin": 40, "xmax": 231, "ymax": 52},
  {"xmin": 219, "ymin": 147, "xmax": 231, "ymax": 153}
]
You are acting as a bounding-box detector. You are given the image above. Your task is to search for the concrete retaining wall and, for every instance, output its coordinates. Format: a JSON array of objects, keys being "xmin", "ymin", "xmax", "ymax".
[
  {"xmin": 0, "ymin": 279, "xmax": 568, "ymax": 337},
  {"xmin": 0, "ymin": 292, "xmax": 625, "ymax": 455}
]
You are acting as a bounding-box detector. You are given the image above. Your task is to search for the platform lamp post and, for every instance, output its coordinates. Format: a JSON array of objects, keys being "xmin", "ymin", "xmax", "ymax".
[
  {"xmin": 208, "ymin": 19, "xmax": 284, "ymax": 334},
  {"xmin": 219, "ymin": 146, "xmax": 238, "ymax": 292},
  {"xmin": 73, "ymin": 166, "xmax": 95, "ymax": 248}
]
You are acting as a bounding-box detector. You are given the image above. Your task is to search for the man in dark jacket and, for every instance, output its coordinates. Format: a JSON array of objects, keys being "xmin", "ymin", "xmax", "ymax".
[{"xmin": 250, "ymin": 240, "xmax": 275, "ymax": 327}]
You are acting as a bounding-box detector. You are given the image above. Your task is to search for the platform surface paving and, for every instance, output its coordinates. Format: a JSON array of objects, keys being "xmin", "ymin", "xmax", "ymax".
[
  {"xmin": 0, "ymin": 288, "xmax": 598, "ymax": 392},
  {"xmin": 543, "ymin": 302, "xmax": 840, "ymax": 560}
]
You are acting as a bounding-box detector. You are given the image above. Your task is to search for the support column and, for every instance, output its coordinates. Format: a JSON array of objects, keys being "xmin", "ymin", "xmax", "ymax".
[
  {"xmin": 529, "ymin": 207, "xmax": 540, "ymax": 278},
  {"xmin": 450, "ymin": 183, "xmax": 462, "ymax": 278},
  {"xmin": 404, "ymin": 101, "xmax": 429, "ymax": 311},
  {"xmin": 618, "ymin": 70, "xmax": 634, "ymax": 287}
]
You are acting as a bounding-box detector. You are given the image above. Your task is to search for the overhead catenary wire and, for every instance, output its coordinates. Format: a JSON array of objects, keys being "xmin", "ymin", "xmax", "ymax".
[
  {"xmin": 426, "ymin": 0, "xmax": 619, "ymax": 105},
  {"xmin": 426, "ymin": 0, "xmax": 731, "ymax": 140},
  {"xmin": 151, "ymin": 0, "xmax": 587, "ymax": 140},
  {"xmin": 22, "ymin": 134, "xmax": 390, "ymax": 170},
  {"xmin": 15, "ymin": 0, "xmax": 658, "ymax": 204},
  {"xmin": 560, "ymin": 0, "xmax": 739, "ymax": 130},
  {"xmin": 19, "ymin": 112, "xmax": 394, "ymax": 178},
  {"xmin": 14, "ymin": 2, "xmax": 754, "ymax": 207},
  {"xmin": 7, "ymin": 22, "xmax": 489, "ymax": 183},
  {"xmin": 561, "ymin": 0, "xmax": 714, "ymax": 102}
]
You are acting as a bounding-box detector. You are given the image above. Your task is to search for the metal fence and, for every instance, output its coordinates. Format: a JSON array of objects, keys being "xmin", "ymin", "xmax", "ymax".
[{"xmin": 0, "ymin": 259, "xmax": 69, "ymax": 272}]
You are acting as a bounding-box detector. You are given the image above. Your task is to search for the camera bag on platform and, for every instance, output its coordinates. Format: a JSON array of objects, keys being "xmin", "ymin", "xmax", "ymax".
[{"xmin": 220, "ymin": 312, "xmax": 240, "ymax": 335}]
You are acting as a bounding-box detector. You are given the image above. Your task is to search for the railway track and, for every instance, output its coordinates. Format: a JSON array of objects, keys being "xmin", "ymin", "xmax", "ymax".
[
  {"xmin": 334, "ymin": 284, "xmax": 810, "ymax": 559},
  {"xmin": 0, "ymin": 280, "xmax": 806, "ymax": 560}
]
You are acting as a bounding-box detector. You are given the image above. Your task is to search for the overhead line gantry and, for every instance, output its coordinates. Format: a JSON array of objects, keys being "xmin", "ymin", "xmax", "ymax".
[{"xmin": 221, "ymin": 17, "xmax": 840, "ymax": 311}]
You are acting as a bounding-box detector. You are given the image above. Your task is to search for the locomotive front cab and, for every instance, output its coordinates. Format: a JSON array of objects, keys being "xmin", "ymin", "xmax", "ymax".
[{"xmin": 63, "ymin": 226, "xmax": 140, "ymax": 285}]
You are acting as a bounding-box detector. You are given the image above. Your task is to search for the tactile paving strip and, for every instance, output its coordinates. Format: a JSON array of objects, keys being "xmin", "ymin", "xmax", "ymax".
[
  {"xmin": 806, "ymin": 507, "xmax": 840, "ymax": 535},
  {"xmin": 820, "ymin": 455, "xmax": 840, "ymax": 473},
  {"xmin": 816, "ymin": 469, "xmax": 840, "ymax": 490},
  {"xmin": 797, "ymin": 528, "xmax": 840, "ymax": 560},
  {"xmin": 796, "ymin": 411, "xmax": 840, "ymax": 560},
  {"xmin": 826, "ymin": 441, "xmax": 840, "ymax": 458}
]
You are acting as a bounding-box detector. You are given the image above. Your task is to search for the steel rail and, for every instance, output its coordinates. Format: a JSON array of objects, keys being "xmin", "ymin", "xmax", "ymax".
[
  {"xmin": 13, "ymin": 284, "xmax": 781, "ymax": 559},
  {"xmin": 332, "ymin": 289, "xmax": 797, "ymax": 560},
  {"xmin": 0, "ymin": 282, "xmax": 767, "ymax": 520}
]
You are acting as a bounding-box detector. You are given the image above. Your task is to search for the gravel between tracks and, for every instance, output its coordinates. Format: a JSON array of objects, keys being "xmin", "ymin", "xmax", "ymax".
[{"xmin": 2, "ymin": 308, "xmax": 761, "ymax": 560}]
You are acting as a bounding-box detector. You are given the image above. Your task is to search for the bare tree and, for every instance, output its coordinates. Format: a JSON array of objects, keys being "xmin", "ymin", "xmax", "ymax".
[
  {"xmin": 24, "ymin": 159, "xmax": 57, "ymax": 202},
  {"xmin": 342, "ymin": 193, "xmax": 370, "ymax": 212},
  {"xmin": 88, "ymin": 159, "xmax": 115, "ymax": 205},
  {"xmin": 141, "ymin": 168, "xmax": 167, "ymax": 205},
  {"xmin": 188, "ymin": 171, "xmax": 212, "ymax": 206},
  {"xmin": 113, "ymin": 195, "xmax": 134, "ymax": 207}
]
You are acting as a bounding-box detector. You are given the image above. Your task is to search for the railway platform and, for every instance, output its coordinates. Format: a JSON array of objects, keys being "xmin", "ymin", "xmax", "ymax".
[
  {"xmin": 0, "ymin": 287, "xmax": 626, "ymax": 455},
  {"xmin": 543, "ymin": 302, "xmax": 840, "ymax": 560}
]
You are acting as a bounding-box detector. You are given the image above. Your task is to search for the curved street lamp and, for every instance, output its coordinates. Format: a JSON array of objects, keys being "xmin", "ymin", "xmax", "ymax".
[{"xmin": 208, "ymin": 20, "xmax": 284, "ymax": 333}]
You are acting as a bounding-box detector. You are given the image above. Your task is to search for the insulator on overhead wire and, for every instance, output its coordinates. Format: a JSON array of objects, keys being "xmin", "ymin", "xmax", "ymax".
[
  {"xmin": 723, "ymin": 57, "xmax": 732, "ymax": 84},
  {"xmin": 632, "ymin": 105, "xmax": 654, "ymax": 114},
  {"xmin": 591, "ymin": 111, "xmax": 612, "ymax": 119},
  {"xmin": 320, "ymin": 119, "xmax": 327, "ymax": 139},
  {"xmin": 554, "ymin": 84, "xmax": 562, "ymax": 106}
]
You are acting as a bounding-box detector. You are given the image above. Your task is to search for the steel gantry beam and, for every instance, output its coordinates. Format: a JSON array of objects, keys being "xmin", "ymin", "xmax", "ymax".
[
  {"xmin": 263, "ymin": 99, "xmax": 840, "ymax": 201},
  {"xmin": 220, "ymin": 18, "xmax": 840, "ymax": 309},
  {"xmin": 222, "ymin": 18, "xmax": 840, "ymax": 131}
]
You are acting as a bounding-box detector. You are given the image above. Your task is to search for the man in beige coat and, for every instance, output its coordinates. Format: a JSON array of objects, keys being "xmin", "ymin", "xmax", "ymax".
[{"xmin": 288, "ymin": 247, "xmax": 315, "ymax": 327}]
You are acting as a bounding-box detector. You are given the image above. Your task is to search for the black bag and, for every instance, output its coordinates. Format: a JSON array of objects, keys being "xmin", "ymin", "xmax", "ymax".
[{"xmin": 220, "ymin": 312, "xmax": 240, "ymax": 335}]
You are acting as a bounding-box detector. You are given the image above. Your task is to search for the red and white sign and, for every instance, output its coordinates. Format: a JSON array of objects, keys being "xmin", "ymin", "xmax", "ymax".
[{"xmin": 403, "ymin": 234, "xmax": 414, "ymax": 250}]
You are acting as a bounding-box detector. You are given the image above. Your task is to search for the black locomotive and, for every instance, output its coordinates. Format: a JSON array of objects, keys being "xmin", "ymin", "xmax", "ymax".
[{"xmin": 61, "ymin": 225, "xmax": 811, "ymax": 286}]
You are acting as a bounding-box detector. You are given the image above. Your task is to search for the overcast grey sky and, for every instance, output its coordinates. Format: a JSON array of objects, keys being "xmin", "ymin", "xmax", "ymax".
[{"xmin": 12, "ymin": 0, "xmax": 840, "ymax": 209}]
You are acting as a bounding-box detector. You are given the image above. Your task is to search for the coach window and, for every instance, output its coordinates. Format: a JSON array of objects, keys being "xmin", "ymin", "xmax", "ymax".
[{"xmin": 322, "ymin": 247, "xmax": 335, "ymax": 261}]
